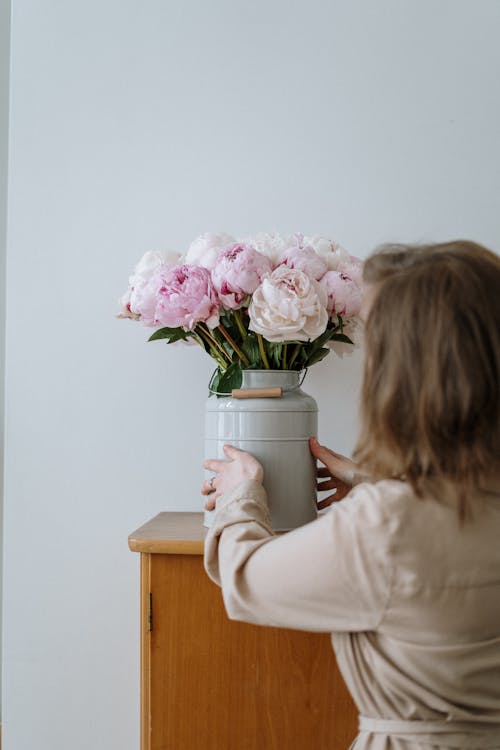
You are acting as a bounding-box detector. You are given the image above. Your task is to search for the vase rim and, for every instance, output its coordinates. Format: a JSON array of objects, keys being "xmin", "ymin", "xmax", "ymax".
[{"xmin": 241, "ymin": 369, "xmax": 304, "ymax": 388}]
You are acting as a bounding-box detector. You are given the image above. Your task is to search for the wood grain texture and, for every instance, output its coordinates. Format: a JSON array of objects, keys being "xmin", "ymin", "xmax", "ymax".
[
  {"xmin": 146, "ymin": 552, "xmax": 358, "ymax": 750},
  {"xmin": 231, "ymin": 387, "xmax": 282, "ymax": 399},
  {"xmin": 129, "ymin": 513, "xmax": 206, "ymax": 555}
]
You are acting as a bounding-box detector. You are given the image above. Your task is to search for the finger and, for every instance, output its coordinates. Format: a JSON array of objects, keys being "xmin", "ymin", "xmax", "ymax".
[
  {"xmin": 336, "ymin": 489, "xmax": 351, "ymax": 502},
  {"xmin": 204, "ymin": 492, "xmax": 221, "ymax": 511},
  {"xmin": 309, "ymin": 438, "xmax": 334, "ymax": 464},
  {"xmin": 319, "ymin": 483, "xmax": 351, "ymax": 505},
  {"xmin": 317, "ymin": 485, "xmax": 351, "ymax": 508},
  {"xmin": 310, "ymin": 439, "xmax": 355, "ymax": 483},
  {"xmin": 311, "ymin": 438, "xmax": 346, "ymax": 461},
  {"xmin": 320, "ymin": 478, "xmax": 352, "ymax": 495},
  {"xmin": 316, "ymin": 467, "xmax": 331, "ymax": 478},
  {"xmin": 223, "ymin": 444, "xmax": 242, "ymax": 459},
  {"xmin": 317, "ymin": 479, "xmax": 341, "ymax": 491},
  {"xmin": 201, "ymin": 478, "xmax": 217, "ymax": 496},
  {"xmin": 317, "ymin": 493, "xmax": 343, "ymax": 510},
  {"xmin": 204, "ymin": 495, "xmax": 216, "ymax": 511},
  {"xmin": 310, "ymin": 437, "xmax": 347, "ymax": 461},
  {"xmin": 322, "ymin": 446, "xmax": 344, "ymax": 459},
  {"xmin": 310, "ymin": 437, "xmax": 339, "ymax": 462},
  {"xmin": 203, "ymin": 458, "xmax": 227, "ymax": 472},
  {"xmin": 317, "ymin": 476, "xmax": 352, "ymax": 490}
]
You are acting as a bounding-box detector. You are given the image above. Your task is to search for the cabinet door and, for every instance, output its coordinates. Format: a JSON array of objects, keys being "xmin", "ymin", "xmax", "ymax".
[
  {"xmin": 142, "ymin": 554, "xmax": 357, "ymax": 750},
  {"xmin": 145, "ymin": 552, "xmax": 357, "ymax": 750}
]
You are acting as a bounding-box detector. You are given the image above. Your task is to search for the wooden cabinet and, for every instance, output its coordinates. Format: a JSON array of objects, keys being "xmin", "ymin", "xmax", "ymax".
[{"xmin": 129, "ymin": 512, "xmax": 358, "ymax": 750}]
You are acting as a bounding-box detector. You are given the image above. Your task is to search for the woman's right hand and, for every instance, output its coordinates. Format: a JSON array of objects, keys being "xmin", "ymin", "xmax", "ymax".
[{"xmin": 309, "ymin": 437, "xmax": 358, "ymax": 509}]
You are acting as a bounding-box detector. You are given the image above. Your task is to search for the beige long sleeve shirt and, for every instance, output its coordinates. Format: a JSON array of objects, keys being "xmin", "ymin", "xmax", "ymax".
[{"xmin": 204, "ymin": 478, "xmax": 500, "ymax": 750}]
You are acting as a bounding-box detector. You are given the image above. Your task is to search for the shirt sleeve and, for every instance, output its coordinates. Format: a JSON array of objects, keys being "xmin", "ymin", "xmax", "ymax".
[{"xmin": 204, "ymin": 479, "xmax": 394, "ymax": 632}]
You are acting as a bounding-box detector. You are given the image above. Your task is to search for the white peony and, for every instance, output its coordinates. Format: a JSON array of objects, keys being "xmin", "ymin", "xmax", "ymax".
[
  {"xmin": 127, "ymin": 250, "xmax": 181, "ymax": 315},
  {"xmin": 303, "ymin": 235, "xmax": 350, "ymax": 271},
  {"xmin": 248, "ymin": 266, "xmax": 328, "ymax": 342},
  {"xmin": 184, "ymin": 232, "xmax": 236, "ymax": 270},
  {"xmin": 244, "ymin": 232, "xmax": 301, "ymax": 266}
]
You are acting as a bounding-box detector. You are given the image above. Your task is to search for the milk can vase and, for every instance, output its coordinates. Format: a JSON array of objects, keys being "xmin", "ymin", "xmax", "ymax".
[{"xmin": 204, "ymin": 370, "xmax": 318, "ymax": 531}]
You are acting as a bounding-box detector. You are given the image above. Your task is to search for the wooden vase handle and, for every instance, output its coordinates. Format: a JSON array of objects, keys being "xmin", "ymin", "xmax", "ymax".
[{"xmin": 231, "ymin": 387, "xmax": 283, "ymax": 399}]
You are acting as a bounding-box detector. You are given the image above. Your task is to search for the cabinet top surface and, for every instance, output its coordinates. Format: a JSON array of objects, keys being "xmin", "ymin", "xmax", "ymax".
[{"xmin": 128, "ymin": 512, "xmax": 207, "ymax": 555}]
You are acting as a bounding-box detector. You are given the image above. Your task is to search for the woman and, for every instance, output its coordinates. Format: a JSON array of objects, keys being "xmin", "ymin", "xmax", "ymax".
[{"xmin": 202, "ymin": 241, "xmax": 500, "ymax": 750}]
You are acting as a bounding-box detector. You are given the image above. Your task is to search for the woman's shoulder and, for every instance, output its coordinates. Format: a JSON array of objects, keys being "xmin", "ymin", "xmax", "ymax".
[
  {"xmin": 344, "ymin": 478, "xmax": 500, "ymax": 590},
  {"xmin": 339, "ymin": 478, "xmax": 418, "ymax": 527},
  {"xmin": 345, "ymin": 477, "xmax": 466, "ymax": 523},
  {"xmin": 351, "ymin": 477, "xmax": 500, "ymax": 529},
  {"xmin": 324, "ymin": 479, "xmax": 417, "ymax": 562},
  {"xmin": 335, "ymin": 478, "xmax": 465, "ymax": 559}
]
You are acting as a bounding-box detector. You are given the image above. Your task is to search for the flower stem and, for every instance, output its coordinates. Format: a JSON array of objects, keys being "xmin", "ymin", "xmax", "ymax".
[
  {"xmin": 282, "ymin": 343, "xmax": 288, "ymax": 370},
  {"xmin": 234, "ymin": 309, "xmax": 248, "ymax": 339},
  {"xmin": 257, "ymin": 334, "xmax": 270, "ymax": 369},
  {"xmin": 217, "ymin": 325, "xmax": 250, "ymax": 367},
  {"xmin": 289, "ymin": 343, "xmax": 302, "ymax": 369},
  {"xmin": 196, "ymin": 326, "xmax": 231, "ymax": 368},
  {"xmin": 198, "ymin": 337, "xmax": 226, "ymax": 370},
  {"xmin": 201, "ymin": 324, "xmax": 234, "ymax": 364}
]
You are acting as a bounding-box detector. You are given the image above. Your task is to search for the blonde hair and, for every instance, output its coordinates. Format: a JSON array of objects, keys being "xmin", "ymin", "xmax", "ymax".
[{"xmin": 354, "ymin": 240, "xmax": 500, "ymax": 520}]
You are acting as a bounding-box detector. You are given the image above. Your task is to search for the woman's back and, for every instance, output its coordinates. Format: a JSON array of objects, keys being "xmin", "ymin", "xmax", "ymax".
[{"xmin": 333, "ymin": 479, "xmax": 500, "ymax": 749}]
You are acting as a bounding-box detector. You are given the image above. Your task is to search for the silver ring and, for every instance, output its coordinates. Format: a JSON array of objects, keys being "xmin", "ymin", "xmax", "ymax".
[{"xmin": 209, "ymin": 476, "xmax": 215, "ymax": 490}]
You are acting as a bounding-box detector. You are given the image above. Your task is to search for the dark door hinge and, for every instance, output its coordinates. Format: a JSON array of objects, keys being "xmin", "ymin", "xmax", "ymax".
[{"xmin": 148, "ymin": 592, "xmax": 153, "ymax": 632}]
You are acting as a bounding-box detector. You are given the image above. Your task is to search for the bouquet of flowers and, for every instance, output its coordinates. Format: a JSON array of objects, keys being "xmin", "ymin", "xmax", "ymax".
[{"xmin": 119, "ymin": 232, "xmax": 364, "ymax": 395}]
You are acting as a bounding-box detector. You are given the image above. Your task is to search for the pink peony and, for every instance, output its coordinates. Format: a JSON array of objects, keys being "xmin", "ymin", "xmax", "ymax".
[
  {"xmin": 118, "ymin": 249, "xmax": 181, "ymax": 318},
  {"xmin": 320, "ymin": 270, "xmax": 363, "ymax": 319},
  {"xmin": 211, "ymin": 243, "xmax": 272, "ymax": 309},
  {"xmin": 133, "ymin": 264, "xmax": 220, "ymax": 330},
  {"xmin": 280, "ymin": 246, "xmax": 328, "ymax": 280},
  {"xmin": 337, "ymin": 256, "xmax": 364, "ymax": 289}
]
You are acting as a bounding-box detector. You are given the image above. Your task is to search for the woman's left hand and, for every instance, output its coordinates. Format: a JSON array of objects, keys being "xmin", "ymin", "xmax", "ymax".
[{"xmin": 202, "ymin": 445, "xmax": 264, "ymax": 511}]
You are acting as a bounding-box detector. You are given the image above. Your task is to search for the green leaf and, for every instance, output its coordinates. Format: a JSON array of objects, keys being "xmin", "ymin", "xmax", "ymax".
[
  {"xmin": 241, "ymin": 334, "xmax": 260, "ymax": 366},
  {"xmin": 216, "ymin": 362, "xmax": 243, "ymax": 397},
  {"xmin": 267, "ymin": 342, "xmax": 283, "ymax": 368},
  {"xmin": 219, "ymin": 311, "xmax": 242, "ymax": 341},
  {"xmin": 309, "ymin": 327, "xmax": 335, "ymax": 352},
  {"xmin": 219, "ymin": 310, "xmax": 234, "ymax": 328},
  {"xmin": 304, "ymin": 347, "xmax": 331, "ymax": 367},
  {"xmin": 330, "ymin": 333, "xmax": 354, "ymax": 345},
  {"xmin": 148, "ymin": 327, "xmax": 188, "ymax": 343}
]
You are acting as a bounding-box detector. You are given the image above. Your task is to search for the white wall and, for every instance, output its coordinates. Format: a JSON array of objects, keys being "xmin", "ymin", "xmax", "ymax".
[
  {"xmin": 3, "ymin": 1, "xmax": 500, "ymax": 748},
  {"xmin": 0, "ymin": 0, "xmax": 11, "ymax": 719}
]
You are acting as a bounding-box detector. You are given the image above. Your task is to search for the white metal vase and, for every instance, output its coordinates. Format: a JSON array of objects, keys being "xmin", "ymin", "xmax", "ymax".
[{"xmin": 204, "ymin": 369, "xmax": 318, "ymax": 531}]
